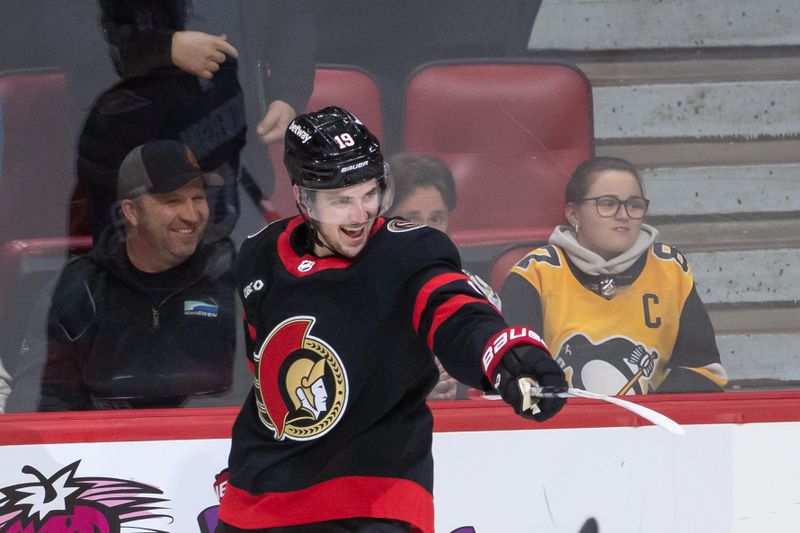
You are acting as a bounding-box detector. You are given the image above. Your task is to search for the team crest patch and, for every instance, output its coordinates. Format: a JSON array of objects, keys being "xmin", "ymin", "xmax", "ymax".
[
  {"xmin": 254, "ymin": 316, "xmax": 348, "ymax": 441},
  {"xmin": 387, "ymin": 219, "xmax": 424, "ymax": 232},
  {"xmin": 184, "ymin": 300, "xmax": 219, "ymax": 318}
]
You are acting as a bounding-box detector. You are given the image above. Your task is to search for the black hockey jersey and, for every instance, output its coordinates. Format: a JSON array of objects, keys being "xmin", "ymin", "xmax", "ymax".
[{"xmin": 219, "ymin": 216, "xmax": 545, "ymax": 532}]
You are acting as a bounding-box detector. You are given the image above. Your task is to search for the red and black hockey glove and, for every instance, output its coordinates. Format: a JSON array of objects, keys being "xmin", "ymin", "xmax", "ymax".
[{"xmin": 492, "ymin": 344, "xmax": 567, "ymax": 422}]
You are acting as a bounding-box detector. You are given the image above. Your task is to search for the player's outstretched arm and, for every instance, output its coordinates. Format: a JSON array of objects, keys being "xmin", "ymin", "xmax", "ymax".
[{"xmin": 488, "ymin": 343, "xmax": 567, "ymax": 422}]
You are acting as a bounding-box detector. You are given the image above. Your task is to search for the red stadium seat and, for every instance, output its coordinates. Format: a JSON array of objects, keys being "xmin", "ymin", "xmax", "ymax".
[
  {"xmin": 0, "ymin": 237, "xmax": 92, "ymax": 376},
  {"xmin": 402, "ymin": 60, "xmax": 594, "ymax": 247},
  {"xmin": 266, "ymin": 65, "xmax": 383, "ymax": 220},
  {"xmin": 0, "ymin": 69, "xmax": 72, "ymax": 245}
]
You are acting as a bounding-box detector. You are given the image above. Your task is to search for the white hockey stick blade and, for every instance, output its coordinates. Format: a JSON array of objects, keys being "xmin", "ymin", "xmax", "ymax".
[
  {"xmin": 518, "ymin": 378, "xmax": 685, "ymax": 435},
  {"xmin": 565, "ymin": 387, "xmax": 685, "ymax": 435}
]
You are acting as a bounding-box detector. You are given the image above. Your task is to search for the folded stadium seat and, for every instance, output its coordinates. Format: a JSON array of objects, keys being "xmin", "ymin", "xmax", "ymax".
[
  {"xmin": 0, "ymin": 237, "xmax": 92, "ymax": 384},
  {"xmin": 266, "ymin": 64, "xmax": 384, "ymax": 221},
  {"xmin": 0, "ymin": 68, "xmax": 73, "ymax": 245},
  {"xmin": 402, "ymin": 60, "xmax": 594, "ymax": 248}
]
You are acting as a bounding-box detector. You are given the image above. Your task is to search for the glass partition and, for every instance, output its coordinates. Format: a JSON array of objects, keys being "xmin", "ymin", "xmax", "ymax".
[{"xmin": 1, "ymin": 0, "xmax": 797, "ymax": 414}]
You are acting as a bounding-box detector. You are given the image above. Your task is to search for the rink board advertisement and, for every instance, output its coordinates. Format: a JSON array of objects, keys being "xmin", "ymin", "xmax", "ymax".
[{"xmin": 1, "ymin": 392, "xmax": 799, "ymax": 533}]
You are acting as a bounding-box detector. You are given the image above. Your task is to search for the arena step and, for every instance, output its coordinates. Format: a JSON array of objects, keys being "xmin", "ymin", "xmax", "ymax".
[{"xmin": 522, "ymin": 0, "xmax": 800, "ymax": 389}]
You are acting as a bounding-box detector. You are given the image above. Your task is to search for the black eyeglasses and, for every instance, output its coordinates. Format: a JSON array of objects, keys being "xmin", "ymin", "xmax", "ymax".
[{"xmin": 578, "ymin": 195, "xmax": 650, "ymax": 219}]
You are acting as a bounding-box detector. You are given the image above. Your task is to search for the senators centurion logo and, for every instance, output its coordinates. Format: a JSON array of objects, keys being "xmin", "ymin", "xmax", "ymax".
[{"xmin": 254, "ymin": 316, "xmax": 348, "ymax": 441}]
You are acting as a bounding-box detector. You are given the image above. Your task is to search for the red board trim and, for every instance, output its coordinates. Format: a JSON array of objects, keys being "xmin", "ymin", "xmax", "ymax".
[{"xmin": 2, "ymin": 391, "xmax": 800, "ymax": 445}]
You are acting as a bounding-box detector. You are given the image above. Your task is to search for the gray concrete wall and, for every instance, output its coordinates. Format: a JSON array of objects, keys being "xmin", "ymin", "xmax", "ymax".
[
  {"xmin": 718, "ymin": 333, "xmax": 800, "ymax": 382},
  {"xmin": 594, "ymin": 81, "xmax": 800, "ymax": 141},
  {"xmin": 643, "ymin": 164, "xmax": 800, "ymax": 216},
  {"xmin": 690, "ymin": 248, "xmax": 800, "ymax": 304},
  {"xmin": 529, "ymin": 0, "xmax": 800, "ymax": 51}
]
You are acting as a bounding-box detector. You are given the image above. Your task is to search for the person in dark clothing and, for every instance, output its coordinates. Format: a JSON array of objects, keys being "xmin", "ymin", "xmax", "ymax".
[
  {"xmin": 387, "ymin": 152, "xmax": 502, "ymax": 401},
  {"xmin": 72, "ymin": 0, "xmax": 315, "ymax": 242},
  {"xmin": 214, "ymin": 107, "xmax": 567, "ymax": 532},
  {"xmin": 37, "ymin": 140, "xmax": 237, "ymax": 410}
]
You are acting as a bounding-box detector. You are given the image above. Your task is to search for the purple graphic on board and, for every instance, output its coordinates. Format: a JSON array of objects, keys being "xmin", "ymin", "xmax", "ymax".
[{"xmin": 0, "ymin": 461, "xmax": 172, "ymax": 533}]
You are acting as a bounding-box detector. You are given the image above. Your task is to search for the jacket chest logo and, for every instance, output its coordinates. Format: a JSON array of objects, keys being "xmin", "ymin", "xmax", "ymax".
[{"xmin": 183, "ymin": 300, "xmax": 219, "ymax": 318}]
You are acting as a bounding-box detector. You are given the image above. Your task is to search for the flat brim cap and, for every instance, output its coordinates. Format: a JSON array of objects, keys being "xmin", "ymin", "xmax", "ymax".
[{"xmin": 117, "ymin": 140, "xmax": 224, "ymax": 200}]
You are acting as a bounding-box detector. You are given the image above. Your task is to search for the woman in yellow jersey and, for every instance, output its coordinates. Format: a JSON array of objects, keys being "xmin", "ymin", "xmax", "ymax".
[{"xmin": 500, "ymin": 156, "xmax": 727, "ymax": 394}]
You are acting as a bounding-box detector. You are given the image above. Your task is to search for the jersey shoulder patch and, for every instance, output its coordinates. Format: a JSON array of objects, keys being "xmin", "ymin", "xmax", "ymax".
[
  {"xmin": 375, "ymin": 218, "xmax": 460, "ymax": 268},
  {"xmin": 650, "ymin": 243, "xmax": 692, "ymax": 275},
  {"xmin": 385, "ymin": 218, "xmax": 426, "ymax": 233},
  {"xmin": 514, "ymin": 244, "xmax": 564, "ymax": 272}
]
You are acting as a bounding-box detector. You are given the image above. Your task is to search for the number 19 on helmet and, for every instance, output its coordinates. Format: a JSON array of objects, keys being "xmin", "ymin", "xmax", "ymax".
[{"xmin": 284, "ymin": 106, "xmax": 394, "ymax": 226}]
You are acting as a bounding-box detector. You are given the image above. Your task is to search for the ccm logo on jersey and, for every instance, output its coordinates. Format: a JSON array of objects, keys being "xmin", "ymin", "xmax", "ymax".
[
  {"xmin": 298, "ymin": 259, "xmax": 315, "ymax": 272},
  {"xmin": 243, "ymin": 279, "xmax": 265, "ymax": 299},
  {"xmin": 482, "ymin": 327, "xmax": 546, "ymax": 372}
]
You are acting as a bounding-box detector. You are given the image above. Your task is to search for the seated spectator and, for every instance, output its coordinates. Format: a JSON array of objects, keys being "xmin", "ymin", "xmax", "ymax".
[
  {"xmin": 36, "ymin": 140, "xmax": 237, "ymax": 410},
  {"xmin": 388, "ymin": 152, "xmax": 501, "ymax": 400},
  {"xmin": 500, "ymin": 156, "xmax": 728, "ymax": 395}
]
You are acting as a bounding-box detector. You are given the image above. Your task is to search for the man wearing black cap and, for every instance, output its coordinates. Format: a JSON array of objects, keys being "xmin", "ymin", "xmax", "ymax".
[{"xmin": 31, "ymin": 140, "xmax": 238, "ymax": 411}]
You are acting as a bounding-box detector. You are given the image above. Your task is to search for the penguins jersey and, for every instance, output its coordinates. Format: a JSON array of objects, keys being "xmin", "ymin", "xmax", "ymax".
[
  {"xmin": 501, "ymin": 243, "xmax": 727, "ymax": 396},
  {"xmin": 219, "ymin": 216, "xmax": 529, "ymax": 532}
]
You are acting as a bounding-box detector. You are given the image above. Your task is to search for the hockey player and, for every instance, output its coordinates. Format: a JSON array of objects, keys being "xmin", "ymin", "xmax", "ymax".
[{"xmin": 215, "ymin": 106, "xmax": 567, "ymax": 533}]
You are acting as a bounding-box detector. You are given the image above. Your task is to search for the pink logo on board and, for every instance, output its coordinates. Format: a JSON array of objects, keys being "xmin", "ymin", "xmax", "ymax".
[{"xmin": 0, "ymin": 460, "xmax": 172, "ymax": 533}]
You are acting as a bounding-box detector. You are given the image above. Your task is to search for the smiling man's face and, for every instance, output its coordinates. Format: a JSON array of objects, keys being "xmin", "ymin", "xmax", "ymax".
[{"xmin": 123, "ymin": 177, "xmax": 209, "ymax": 271}]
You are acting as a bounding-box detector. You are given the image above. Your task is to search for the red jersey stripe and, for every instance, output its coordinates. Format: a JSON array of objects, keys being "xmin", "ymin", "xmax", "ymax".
[
  {"xmin": 218, "ymin": 476, "xmax": 433, "ymax": 532},
  {"xmin": 276, "ymin": 217, "xmax": 386, "ymax": 277},
  {"xmin": 412, "ymin": 272, "xmax": 470, "ymax": 332},
  {"xmin": 425, "ymin": 295, "xmax": 490, "ymax": 348}
]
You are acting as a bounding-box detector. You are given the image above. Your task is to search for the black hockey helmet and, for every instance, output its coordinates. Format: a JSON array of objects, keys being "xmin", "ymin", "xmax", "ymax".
[
  {"xmin": 284, "ymin": 106, "xmax": 385, "ymax": 190},
  {"xmin": 284, "ymin": 106, "xmax": 393, "ymax": 224}
]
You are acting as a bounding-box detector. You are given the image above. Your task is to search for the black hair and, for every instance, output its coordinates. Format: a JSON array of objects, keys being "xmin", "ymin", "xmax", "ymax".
[
  {"xmin": 565, "ymin": 156, "xmax": 645, "ymax": 203},
  {"xmin": 387, "ymin": 153, "xmax": 457, "ymax": 212}
]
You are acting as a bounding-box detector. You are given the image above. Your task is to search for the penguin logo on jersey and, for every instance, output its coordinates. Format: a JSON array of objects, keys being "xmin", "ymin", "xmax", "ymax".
[
  {"xmin": 254, "ymin": 316, "xmax": 348, "ymax": 441},
  {"xmin": 387, "ymin": 219, "xmax": 424, "ymax": 232},
  {"xmin": 557, "ymin": 334, "xmax": 659, "ymax": 395}
]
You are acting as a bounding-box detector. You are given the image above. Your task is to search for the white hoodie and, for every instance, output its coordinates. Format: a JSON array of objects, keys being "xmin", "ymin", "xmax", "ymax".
[{"xmin": 548, "ymin": 223, "xmax": 660, "ymax": 276}]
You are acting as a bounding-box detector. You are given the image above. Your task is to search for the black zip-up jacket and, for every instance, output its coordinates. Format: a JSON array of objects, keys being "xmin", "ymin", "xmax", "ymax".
[{"xmin": 38, "ymin": 229, "xmax": 237, "ymax": 411}]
